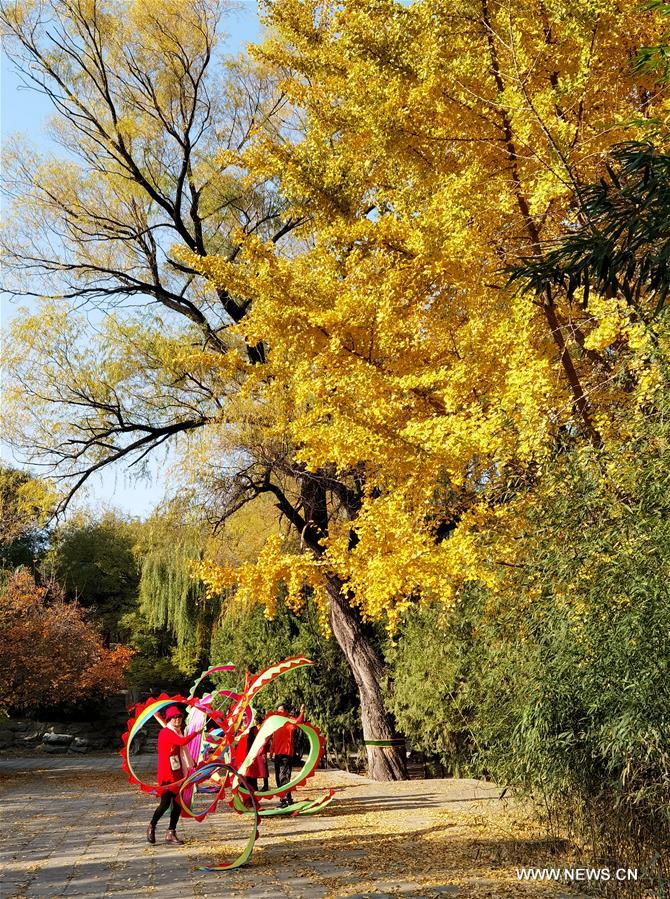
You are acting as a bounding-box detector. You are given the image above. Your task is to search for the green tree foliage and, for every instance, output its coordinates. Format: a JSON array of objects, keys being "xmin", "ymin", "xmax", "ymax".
[
  {"xmin": 486, "ymin": 427, "xmax": 670, "ymax": 868},
  {"xmin": 134, "ymin": 494, "xmax": 285, "ymax": 675},
  {"xmin": 47, "ymin": 509, "xmax": 216, "ymax": 690},
  {"xmin": 209, "ymin": 594, "xmax": 359, "ymax": 748},
  {"xmin": 385, "ymin": 597, "xmax": 480, "ymax": 777},
  {"xmin": 389, "ymin": 402, "xmax": 670, "ymax": 870},
  {"xmin": 47, "ymin": 513, "xmax": 140, "ymax": 642},
  {"xmin": 118, "ymin": 607, "xmax": 191, "ymax": 694},
  {"xmin": 138, "ymin": 539, "xmax": 215, "ymax": 674},
  {"xmin": 135, "ymin": 502, "xmax": 230, "ymax": 671},
  {"xmin": 0, "ymin": 465, "xmax": 52, "ymax": 570}
]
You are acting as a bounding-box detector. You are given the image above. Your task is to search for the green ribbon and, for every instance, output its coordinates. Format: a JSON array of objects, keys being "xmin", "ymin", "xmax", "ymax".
[{"xmin": 363, "ymin": 738, "xmax": 406, "ymax": 747}]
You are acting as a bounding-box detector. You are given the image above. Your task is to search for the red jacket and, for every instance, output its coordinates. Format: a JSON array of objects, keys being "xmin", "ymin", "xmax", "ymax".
[
  {"xmin": 156, "ymin": 726, "xmax": 197, "ymax": 792},
  {"xmin": 270, "ymin": 710, "xmax": 304, "ymax": 757},
  {"xmin": 232, "ymin": 733, "xmax": 249, "ymax": 770},
  {"xmin": 245, "ymin": 726, "xmax": 269, "ymax": 778}
]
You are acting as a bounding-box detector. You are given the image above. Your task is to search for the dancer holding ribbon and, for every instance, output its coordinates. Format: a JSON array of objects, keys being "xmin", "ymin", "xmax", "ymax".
[
  {"xmin": 146, "ymin": 705, "xmax": 204, "ymax": 845},
  {"xmin": 270, "ymin": 703, "xmax": 304, "ymax": 808},
  {"xmin": 122, "ymin": 658, "xmax": 334, "ymax": 870}
]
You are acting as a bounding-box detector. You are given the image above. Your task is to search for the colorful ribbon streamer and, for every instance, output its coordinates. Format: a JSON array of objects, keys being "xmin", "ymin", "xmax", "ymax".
[{"xmin": 120, "ymin": 656, "xmax": 333, "ymax": 870}]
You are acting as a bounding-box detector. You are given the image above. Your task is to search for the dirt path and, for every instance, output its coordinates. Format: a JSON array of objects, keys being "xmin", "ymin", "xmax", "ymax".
[{"xmin": 0, "ymin": 755, "xmax": 580, "ymax": 898}]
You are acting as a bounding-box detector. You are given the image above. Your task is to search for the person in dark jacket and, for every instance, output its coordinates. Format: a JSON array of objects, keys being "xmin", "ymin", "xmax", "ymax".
[
  {"xmin": 146, "ymin": 706, "xmax": 203, "ymax": 845},
  {"xmin": 269, "ymin": 703, "xmax": 304, "ymax": 808}
]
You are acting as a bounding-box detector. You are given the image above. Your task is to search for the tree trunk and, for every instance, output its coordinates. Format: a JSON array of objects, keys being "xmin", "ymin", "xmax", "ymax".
[
  {"xmin": 275, "ymin": 475, "xmax": 407, "ymax": 781},
  {"xmin": 326, "ymin": 576, "xmax": 407, "ymax": 781}
]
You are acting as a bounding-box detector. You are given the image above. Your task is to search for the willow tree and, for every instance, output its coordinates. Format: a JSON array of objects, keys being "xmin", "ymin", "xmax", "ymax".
[
  {"xmin": 138, "ymin": 542, "xmax": 209, "ymax": 671},
  {"xmin": 2, "ymin": 0, "xmax": 667, "ymax": 779},
  {"xmin": 134, "ymin": 505, "xmax": 234, "ymax": 673}
]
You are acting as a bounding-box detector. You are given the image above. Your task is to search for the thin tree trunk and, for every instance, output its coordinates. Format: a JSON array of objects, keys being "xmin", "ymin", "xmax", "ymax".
[
  {"xmin": 326, "ymin": 575, "xmax": 407, "ymax": 781},
  {"xmin": 481, "ymin": 0, "xmax": 602, "ymax": 447}
]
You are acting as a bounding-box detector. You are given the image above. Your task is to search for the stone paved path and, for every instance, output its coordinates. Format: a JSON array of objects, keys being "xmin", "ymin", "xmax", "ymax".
[{"xmin": 0, "ymin": 754, "xmax": 581, "ymax": 898}]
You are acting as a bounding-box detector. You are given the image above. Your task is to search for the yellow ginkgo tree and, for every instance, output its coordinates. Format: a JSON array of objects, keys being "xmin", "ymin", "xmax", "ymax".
[
  {"xmin": 184, "ymin": 0, "xmax": 669, "ymax": 774},
  {"xmin": 1, "ymin": 0, "xmax": 667, "ymax": 778}
]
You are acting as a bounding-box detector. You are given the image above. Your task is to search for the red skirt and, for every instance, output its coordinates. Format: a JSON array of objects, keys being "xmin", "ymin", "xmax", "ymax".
[{"xmin": 247, "ymin": 752, "xmax": 268, "ymax": 779}]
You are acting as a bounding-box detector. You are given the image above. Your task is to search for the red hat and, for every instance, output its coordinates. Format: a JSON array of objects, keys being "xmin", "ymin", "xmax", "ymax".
[{"xmin": 165, "ymin": 706, "xmax": 183, "ymax": 721}]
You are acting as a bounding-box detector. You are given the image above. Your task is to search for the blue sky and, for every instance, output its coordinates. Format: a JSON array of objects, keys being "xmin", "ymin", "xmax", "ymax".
[{"xmin": 1, "ymin": 2, "xmax": 262, "ymax": 519}]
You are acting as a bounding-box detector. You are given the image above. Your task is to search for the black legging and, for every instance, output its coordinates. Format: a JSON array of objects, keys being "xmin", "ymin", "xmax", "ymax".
[
  {"xmin": 150, "ymin": 789, "xmax": 181, "ymax": 830},
  {"xmin": 275, "ymin": 754, "xmax": 293, "ymax": 802}
]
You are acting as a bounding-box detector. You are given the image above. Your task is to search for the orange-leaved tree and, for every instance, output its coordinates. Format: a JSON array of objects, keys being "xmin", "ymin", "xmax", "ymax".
[{"xmin": 0, "ymin": 569, "xmax": 133, "ymax": 713}]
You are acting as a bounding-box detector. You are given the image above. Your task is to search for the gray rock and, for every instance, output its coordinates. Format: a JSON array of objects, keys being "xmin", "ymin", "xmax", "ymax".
[
  {"xmin": 43, "ymin": 732, "xmax": 74, "ymax": 747},
  {"xmin": 42, "ymin": 733, "xmax": 74, "ymax": 753},
  {"xmin": 69, "ymin": 737, "xmax": 90, "ymax": 754},
  {"xmin": 0, "ymin": 729, "xmax": 15, "ymax": 748}
]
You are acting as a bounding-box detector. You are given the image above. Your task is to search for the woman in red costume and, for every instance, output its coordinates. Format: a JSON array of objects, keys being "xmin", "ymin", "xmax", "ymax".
[
  {"xmin": 270, "ymin": 703, "xmax": 304, "ymax": 808},
  {"xmin": 146, "ymin": 706, "xmax": 203, "ymax": 845},
  {"xmin": 246, "ymin": 713, "xmax": 270, "ymax": 794}
]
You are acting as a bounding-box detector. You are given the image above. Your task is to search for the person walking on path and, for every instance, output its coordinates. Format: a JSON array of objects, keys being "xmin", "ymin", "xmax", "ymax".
[
  {"xmin": 270, "ymin": 703, "xmax": 304, "ymax": 808},
  {"xmin": 147, "ymin": 706, "xmax": 203, "ymax": 845}
]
